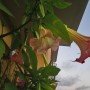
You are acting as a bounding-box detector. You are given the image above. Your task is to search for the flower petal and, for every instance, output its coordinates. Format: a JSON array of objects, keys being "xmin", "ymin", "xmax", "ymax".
[
  {"xmin": 30, "ymin": 38, "xmax": 41, "ymax": 51},
  {"xmin": 67, "ymin": 28, "xmax": 90, "ymax": 63},
  {"xmin": 29, "ymin": 29, "xmax": 60, "ymax": 54}
]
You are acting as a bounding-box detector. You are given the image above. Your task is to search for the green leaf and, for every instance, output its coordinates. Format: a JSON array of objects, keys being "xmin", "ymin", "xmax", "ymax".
[
  {"xmin": 22, "ymin": 66, "xmax": 33, "ymax": 74},
  {"xmin": 50, "ymin": 84, "xmax": 57, "ymax": 90},
  {"xmin": 21, "ymin": 15, "xmax": 28, "ymax": 25},
  {"xmin": 0, "ymin": 39, "xmax": 5, "ymax": 60},
  {"xmin": 54, "ymin": 0, "xmax": 72, "ymax": 9},
  {"xmin": 42, "ymin": 0, "xmax": 54, "ymax": 14},
  {"xmin": 25, "ymin": 45, "xmax": 37, "ymax": 72},
  {"xmin": 45, "ymin": 3, "xmax": 54, "ymax": 14},
  {"xmin": 37, "ymin": 82, "xmax": 41, "ymax": 90},
  {"xmin": 42, "ymin": 65, "xmax": 60, "ymax": 76},
  {"xmin": 16, "ymin": 71, "xmax": 25, "ymax": 80},
  {"xmin": 42, "ymin": 82, "xmax": 54, "ymax": 90},
  {"xmin": 0, "ymin": 3, "xmax": 14, "ymax": 17},
  {"xmin": 39, "ymin": 3, "xmax": 45, "ymax": 17},
  {"xmin": 43, "ymin": 14, "xmax": 70, "ymax": 43},
  {"xmin": 5, "ymin": 82, "xmax": 18, "ymax": 90},
  {"xmin": 22, "ymin": 50, "xmax": 30, "ymax": 67}
]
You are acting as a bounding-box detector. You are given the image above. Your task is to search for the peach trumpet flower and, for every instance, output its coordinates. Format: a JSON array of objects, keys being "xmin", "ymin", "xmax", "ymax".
[
  {"xmin": 68, "ymin": 28, "xmax": 90, "ymax": 63},
  {"xmin": 30, "ymin": 29, "xmax": 61, "ymax": 54}
]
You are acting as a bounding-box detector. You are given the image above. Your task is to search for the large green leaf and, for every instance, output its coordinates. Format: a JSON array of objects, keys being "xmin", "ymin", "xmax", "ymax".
[
  {"xmin": 5, "ymin": 82, "xmax": 18, "ymax": 90},
  {"xmin": 25, "ymin": 45, "xmax": 37, "ymax": 72},
  {"xmin": 43, "ymin": 14, "xmax": 70, "ymax": 43},
  {"xmin": 0, "ymin": 3, "xmax": 14, "ymax": 17},
  {"xmin": 0, "ymin": 39, "xmax": 5, "ymax": 60},
  {"xmin": 42, "ymin": 65, "xmax": 60, "ymax": 76}
]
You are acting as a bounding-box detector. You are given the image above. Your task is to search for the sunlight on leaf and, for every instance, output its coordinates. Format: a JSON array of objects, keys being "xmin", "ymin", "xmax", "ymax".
[
  {"xmin": 39, "ymin": 3, "xmax": 45, "ymax": 17},
  {"xmin": 43, "ymin": 14, "xmax": 70, "ymax": 44}
]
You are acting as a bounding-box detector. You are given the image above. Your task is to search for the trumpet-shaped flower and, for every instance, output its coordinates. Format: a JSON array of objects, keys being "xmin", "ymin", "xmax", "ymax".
[
  {"xmin": 30, "ymin": 29, "xmax": 61, "ymax": 53},
  {"xmin": 68, "ymin": 28, "xmax": 90, "ymax": 63}
]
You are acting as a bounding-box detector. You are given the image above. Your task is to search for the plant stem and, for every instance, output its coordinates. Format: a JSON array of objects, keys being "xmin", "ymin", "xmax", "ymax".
[
  {"xmin": 16, "ymin": 64, "xmax": 23, "ymax": 74},
  {"xmin": 42, "ymin": 54, "xmax": 48, "ymax": 66}
]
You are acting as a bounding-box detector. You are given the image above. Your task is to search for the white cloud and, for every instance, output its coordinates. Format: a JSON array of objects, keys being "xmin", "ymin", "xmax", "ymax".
[
  {"xmin": 57, "ymin": 76, "xmax": 79, "ymax": 86},
  {"xmin": 75, "ymin": 85, "xmax": 90, "ymax": 90},
  {"xmin": 61, "ymin": 61, "xmax": 75, "ymax": 70}
]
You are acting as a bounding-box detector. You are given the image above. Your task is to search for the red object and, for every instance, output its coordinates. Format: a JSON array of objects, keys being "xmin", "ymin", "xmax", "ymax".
[{"xmin": 10, "ymin": 50, "xmax": 24, "ymax": 65}]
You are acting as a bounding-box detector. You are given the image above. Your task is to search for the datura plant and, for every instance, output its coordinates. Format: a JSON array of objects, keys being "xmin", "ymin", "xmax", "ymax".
[{"xmin": 0, "ymin": 0, "xmax": 89, "ymax": 90}]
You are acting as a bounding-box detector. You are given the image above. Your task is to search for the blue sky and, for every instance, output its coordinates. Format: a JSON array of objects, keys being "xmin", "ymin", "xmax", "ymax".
[{"xmin": 56, "ymin": 1, "xmax": 90, "ymax": 90}]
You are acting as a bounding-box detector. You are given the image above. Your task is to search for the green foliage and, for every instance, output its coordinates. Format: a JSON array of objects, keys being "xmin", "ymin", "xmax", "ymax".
[
  {"xmin": 42, "ymin": 0, "xmax": 71, "ymax": 14},
  {"xmin": 22, "ymin": 64, "xmax": 60, "ymax": 90},
  {"xmin": 37, "ymin": 82, "xmax": 41, "ymax": 90},
  {"xmin": 0, "ymin": 39, "xmax": 5, "ymax": 60},
  {"xmin": 0, "ymin": 3, "xmax": 14, "ymax": 17},
  {"xmin": 53, "ymin": 0, "xmax": 72, "ymax": 9},
  {"xmin": 25, "ymin": 45, "xmax": 37, "ymax": 72},
  {"xmin": 22, "ymin": 49, "xmax": 30, "ymax": 67},
  {"xmin": 16, "ymin": 71, "xmax": 25, "ymax": 80},
  {"xmin": 41, "ymin": 65, "xmax": 60, "ymax": 76},
  {"xmin": 0, "ymin": 0, "xmax": 72, "ymax": 89},
  {"xmin": 39, "ymin": 3, "xmax": 45, "ymax": 17},
  {"xmin": 43, "ymin": 14, "xmax": 70, "ymax": 43},
  {"xmin": 5, "ymin": 82, "xmax": 18, "ymax": 90},
  {"xmin": 41, "ymin": 82, "xmax": 54, "ymax": 90}
]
